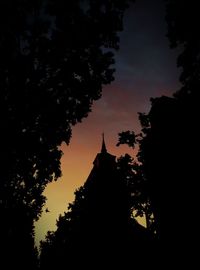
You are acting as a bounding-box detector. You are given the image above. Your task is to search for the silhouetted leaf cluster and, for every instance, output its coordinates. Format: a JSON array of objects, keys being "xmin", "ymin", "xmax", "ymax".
[{"xmin": 117, "ymin": 130, "xmax": 137, "ymax": 148}]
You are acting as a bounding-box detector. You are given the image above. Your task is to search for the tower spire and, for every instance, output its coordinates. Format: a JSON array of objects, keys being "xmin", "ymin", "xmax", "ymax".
[{"xmin": 101, "ymin": 133, "xmax": 107, "ymax": 153}]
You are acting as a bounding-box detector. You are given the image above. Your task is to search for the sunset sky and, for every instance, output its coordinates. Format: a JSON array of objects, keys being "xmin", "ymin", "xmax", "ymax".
[{"xmin": 35, "ymin": 0, "xmax": 180, "ymax": 247}]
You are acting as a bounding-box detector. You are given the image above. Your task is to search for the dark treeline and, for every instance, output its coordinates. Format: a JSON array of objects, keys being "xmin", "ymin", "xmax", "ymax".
[
  {"xmin": 0, "ymin": 0, "xmax": 198, "ymax": 269},
  {"xmin": 0, "ymin": 0, "xmax": 133, "ymax": 269},
  {"xmin": 118, "ymin": 0, "xmax": 199, "ymax": 266}
]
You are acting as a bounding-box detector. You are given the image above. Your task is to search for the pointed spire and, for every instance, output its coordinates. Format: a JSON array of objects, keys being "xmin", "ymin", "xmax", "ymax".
[{"xmin": 101, "ymin": 133, "xmax": 107, "ymax": 153}]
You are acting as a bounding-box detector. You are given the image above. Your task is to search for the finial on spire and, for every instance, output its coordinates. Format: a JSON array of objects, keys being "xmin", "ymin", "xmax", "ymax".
[{"xmin": 101, "ymin": 133, "xmax": 107, "ymax": 153}]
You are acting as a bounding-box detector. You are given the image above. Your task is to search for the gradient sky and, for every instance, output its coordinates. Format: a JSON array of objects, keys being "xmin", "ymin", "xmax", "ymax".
[{"xmin": 35, "ymin": 0, "xmax": 181, "ymax": 247}]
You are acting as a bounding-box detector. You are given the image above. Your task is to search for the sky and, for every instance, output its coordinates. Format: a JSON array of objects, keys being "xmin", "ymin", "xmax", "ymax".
[{"xmin": 35, "ymin": 0, "xmax": 181, "ymax": 247}]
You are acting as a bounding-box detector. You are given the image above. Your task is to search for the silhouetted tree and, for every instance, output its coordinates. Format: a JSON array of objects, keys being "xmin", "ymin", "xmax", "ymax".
[
  {"xmin": 117, "ymin": 154, "xmax": 155, "ymax": 234},
  {"xmin": 166, "ymin": 0, "xmax": 200, "ymax": 99},
  {"xmin": 0, "ymin": 0, "xmax": 133, "ymax": 268},
  {"xmin": 117, "ymin": 1, "xmax": 199, "ymax": 266},
  {"xmin": 117, "ymin": 98, "xmax": 198, "ymax": 264},
  {"xmin": 117, "ymin": 124, "xmax": 156, "ymax": 235}
]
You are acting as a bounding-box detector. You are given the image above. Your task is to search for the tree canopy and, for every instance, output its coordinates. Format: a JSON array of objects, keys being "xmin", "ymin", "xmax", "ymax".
[
  {"xmin": 116, "ymin": 0, "xmax": 199, "ymax": 266},
  {"xmin": 0, "ymin": 0, "xmax": 133, "ymax": 268},
  {"xmin": 0, "ymin": 0, "xmax": 132, "ymax": 219},
  {"xmin": 166, "ymin": 0, "xmax": 200, "ymax": 98}
]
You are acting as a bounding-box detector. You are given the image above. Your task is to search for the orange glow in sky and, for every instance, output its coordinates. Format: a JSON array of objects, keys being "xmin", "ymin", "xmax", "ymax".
[
  {"xmin": 35, "ymin": 0, "xmax": 180, "ymax": 248},
  {"xmin": 34, "ymin": 84, "xmax": 173, "ymax": 247},
  {"xmin": 35, "ymin": 92, "xmax": 138, "ymax": 247}
]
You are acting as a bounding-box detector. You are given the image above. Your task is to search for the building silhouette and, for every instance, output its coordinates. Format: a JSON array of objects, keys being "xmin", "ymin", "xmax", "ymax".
[
  {"xmin": 84, "ymin": 133, "xmax": 126, "ymax": 224},
  {"xmin": 79, "ymin": 134, "xmax": 151, "ymax": 267},
  {"xmin": 40, "ymin": 135, "xmax": 153, "ymax": 269}
]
